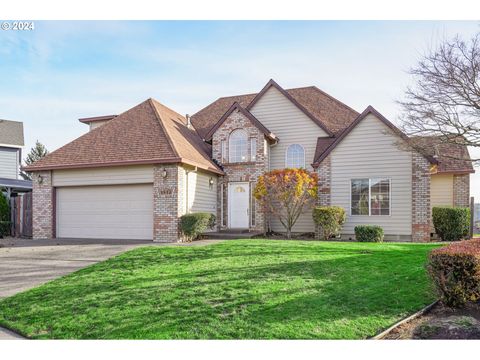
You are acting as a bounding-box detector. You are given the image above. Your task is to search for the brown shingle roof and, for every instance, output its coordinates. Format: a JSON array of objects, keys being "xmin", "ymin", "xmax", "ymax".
[
  {"xmin": 0, "ymin": 119, "xmax": 24, "ymax": 146},
  {"xmin": 414, "ymin": 136, "xmax": 475, "ymax": 174},
  {"xmin": 191, "ymin": 82, "xmax": 359, "ymax": 139},
  {"xmin": 204, "ymin": 102, "xmax": 278, "ymax": 141},
  {"xmin": 25, "ymin": 99, "xmax": 222, "ymax": 174},
  {"xmin": 314, "ymin": 137, "xmax": 336, "ymax": 164}
]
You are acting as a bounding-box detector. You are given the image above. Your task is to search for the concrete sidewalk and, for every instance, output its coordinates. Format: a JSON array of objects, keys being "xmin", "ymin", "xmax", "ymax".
[{"xmin": 0, "ymin": 237, "xmax": 220, "ymax": 339}]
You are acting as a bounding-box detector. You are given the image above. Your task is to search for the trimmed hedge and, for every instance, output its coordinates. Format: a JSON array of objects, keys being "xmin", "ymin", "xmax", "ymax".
[
  {"xmin": 312, "ymin": 206, "xmax": 346, "ymax": 240},
  {"xmin": 432, "ymin": 207, "xmax": 470, "ymax": 242},
  {"xmin": 179, "ymin": 212, "xmax": 216, "ymax": 242},
  {"xmin": 428, "ymin": 239, "xmax": 480, "ymax": 308},
  {"xmin": 355, "ymin": 225, "xmax": 384, "ymax": 243}
]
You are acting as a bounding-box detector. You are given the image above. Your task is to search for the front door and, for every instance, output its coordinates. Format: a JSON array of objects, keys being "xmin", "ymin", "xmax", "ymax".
[{"xmin": 228, "ymin": 182, "xmax": 249, "ymax": 229}]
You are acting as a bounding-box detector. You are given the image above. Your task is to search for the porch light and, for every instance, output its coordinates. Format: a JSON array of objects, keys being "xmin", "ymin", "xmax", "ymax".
[
  {"xmin": 209, "ymin": 177, "xmax": 214, "ymax": 189},
  {"xmin": 37, "ymin": 174, "xmax": 44, "ymax": 184},
  {"xmin": 161, "ymin": 168, "xmax": 168, "ymax": 178}
]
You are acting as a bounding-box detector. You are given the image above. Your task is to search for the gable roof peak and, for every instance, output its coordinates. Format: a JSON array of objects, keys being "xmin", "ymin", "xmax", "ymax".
[
  {"xmin": 204, "ymin": 100, "xmax": 277, "ymax": 142},
  {"xmin": 312, "ymin": 105, "xmax": 437, "ymax": 167},
  {"xmin": 246, "ymin": 79, "xmax": 335, "ymax": 137}
]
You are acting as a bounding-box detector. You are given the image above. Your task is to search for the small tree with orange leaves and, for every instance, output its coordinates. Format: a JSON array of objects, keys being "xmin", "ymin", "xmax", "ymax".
[{"xmin": 254, "ymin": 168, "xmax": 318, "ymax": 239}]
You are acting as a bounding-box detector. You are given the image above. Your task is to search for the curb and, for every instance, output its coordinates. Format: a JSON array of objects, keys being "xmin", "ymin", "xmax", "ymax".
[
  {"xmin": 0, "ymin": 325, "xmax": 27, "ymax": 340},
  {"xmin": 370, "ymin": 300, "xmax": 439, "ymax": 340}
]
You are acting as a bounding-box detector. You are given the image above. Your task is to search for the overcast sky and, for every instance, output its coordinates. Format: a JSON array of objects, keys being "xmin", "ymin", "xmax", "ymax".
[{"xmin": 1, "ymin": 21, "xmax": 479, "ymax": 198}]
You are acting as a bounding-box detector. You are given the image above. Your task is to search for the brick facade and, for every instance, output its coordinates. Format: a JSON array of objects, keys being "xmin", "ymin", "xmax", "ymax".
[
  {"xmin": 314, "ymin": 154, "xmax": 331, "ymax": 239},
  {"xmin": 212, "ymin": 109, "xmax": 269, "ymax": 231},
  {"xmin": 453, "ymin": 174, "xmax": 470, "ymax": 207},
  {"xmin": 153, "ymin": 164, "xmax": 183, "ymax": 242},
  {"xmin": 411, "ymin": 152, "xmax": 431, "ymax": 242},
  {"xmin": 32, "ymin": 170, "xmax": 54, "ymax": 239}
]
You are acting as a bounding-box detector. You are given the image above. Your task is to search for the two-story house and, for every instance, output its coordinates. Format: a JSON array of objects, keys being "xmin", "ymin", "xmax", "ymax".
[
  {"xmin": 25, "ymin": 79, "xmax": 474, "ymax": 242},
  {"xmin": 0, "ymin": 119, "xmax": 32, "ymax": 197}
]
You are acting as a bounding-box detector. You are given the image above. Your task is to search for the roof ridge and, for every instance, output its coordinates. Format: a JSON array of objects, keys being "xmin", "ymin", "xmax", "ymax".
[
  {"xmin": 217, "ymin": 92, "xmax": 257, "ymax": 100},
  {"xmin": 149, "ymin": 98, "xmax": 186, "ymax": 120},
  {"xmin": 310, "ymin": 86, "xmax": 359, "ymax": 115},
  {"xmin": 148, "ymin": 98, "xmax": 180, "ymax": 158},
  {"xmin": 0, "ymin": 118, "xmax": 23, "ymax": 124}
]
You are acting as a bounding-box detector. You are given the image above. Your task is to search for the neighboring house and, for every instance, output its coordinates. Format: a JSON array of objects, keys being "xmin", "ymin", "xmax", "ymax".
[
  {"xmin": 25, "ymin": 79, "xmax": 474, "ymax": 242},
  {"xmin": 0, "ymin": 119, "xmax": 32, "ymax": 196}
]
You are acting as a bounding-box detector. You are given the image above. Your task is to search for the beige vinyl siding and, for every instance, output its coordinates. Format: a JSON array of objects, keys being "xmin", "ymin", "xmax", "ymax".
[
  {"xmin": 250, "ymin": 86, "xmax": 328, "ymax": 233},
  {"xmin": 431, "ymin": 174, "xmax": 453, "ymax": 207},
  {"xmin": 0, "ymin": 147, "xmax": 18, "ymax": 179},
  {"xmin": 330, "ymin": 113, "xmax": 413, "ymax": 237},
  {"xmin": 186, "ymin": 169, "xmax": 217, "ymax": 215},
  {"xmin": 89, "ymin": 120, "xmax": 109, "ymax": 130},
  {"xmin": 52, "ymin": 165, "xmax": 153, "ymax": 187}
]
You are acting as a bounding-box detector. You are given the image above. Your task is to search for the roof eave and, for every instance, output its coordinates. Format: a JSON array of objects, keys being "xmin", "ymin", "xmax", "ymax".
[
  {"xmin": 78, "ymin": 115, "xmax": 117, "ymax": 124},
  {"xmin": 22, "ymin": 158, "xmax": 184, "ymax": 172},
  {"xmin": 436, "ymin": 169, "xmax": 475, "ymax": 175},
  {"xmin": 23, "ymin": 157, "xmax": 224, "ymax": 176}
]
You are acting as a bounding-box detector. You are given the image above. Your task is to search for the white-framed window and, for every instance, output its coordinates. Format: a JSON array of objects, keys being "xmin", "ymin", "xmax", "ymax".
[
  {"xmin": 285, "ymin": 144, "xmax": 305, "ymax": 168},
  {"xmin": 221, "ymin": 140, "xmax": 227, "ymax": 162},
  {"xmin": 250, "ymin": 138, "xmax": 257, "ymax": 162},
  {"xmin": 351, "ymin": 178, "xmax": 391, "ymax": 216},
  {"xmin": 229, "ymin": 129, "xmax": 248, "ymax": 163}
]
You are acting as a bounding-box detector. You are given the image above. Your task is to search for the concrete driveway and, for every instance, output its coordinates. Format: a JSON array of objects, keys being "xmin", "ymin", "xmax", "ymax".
[{"xmin": 0, "ymin": 237, "xmax": 218, "ymax": 339}]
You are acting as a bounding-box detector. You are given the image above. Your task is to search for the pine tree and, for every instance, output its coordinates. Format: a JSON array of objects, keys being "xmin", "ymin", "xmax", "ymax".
[{"xmin": 20, "ymin": 140, "xmax": 49, "ymax": 180}]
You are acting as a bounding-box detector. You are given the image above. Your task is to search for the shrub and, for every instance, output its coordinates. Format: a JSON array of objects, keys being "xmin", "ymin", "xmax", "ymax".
[
  {"xmin": 0, "ymin": 192, "xmax": 9, "ymax": 220},
  {"xmin": 432, "ymin": 207, "xmax": 470, "ymax": 242},
  {"xmin": 355, "ymin": 225, "xmax": 384, "ymax": 243},
  {"xmin": 312, "ymin": 206, "xmax": 346, "ymax": 240},
  {"xmin": 0, "ymin": 221, "xmax": 10, "ymax": 237},
  {"xmin": 0, "ymin": 193, "xmax": 10, "ymax": 237},
  {"xmin": 428, "ymin": 239, "xmax": 480, "ymax": 308},
  {"xmin": 179, "ymin": 212, "xmax": 215, "ymax": 242}
]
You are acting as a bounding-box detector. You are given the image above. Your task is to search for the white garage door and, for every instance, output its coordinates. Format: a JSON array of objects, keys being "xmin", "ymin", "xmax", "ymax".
[{"xmin": 56, "ymin": 184, "xmax": 153, "ymax": 240}]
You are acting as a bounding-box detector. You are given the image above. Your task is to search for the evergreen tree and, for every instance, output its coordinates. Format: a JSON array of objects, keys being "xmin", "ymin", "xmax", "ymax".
[{"xmin": 20, "ymin": 140, "xmax": 49, "ymax": 180}]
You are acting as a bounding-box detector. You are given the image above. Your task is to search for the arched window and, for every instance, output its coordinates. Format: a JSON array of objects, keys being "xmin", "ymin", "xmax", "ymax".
[
  {"xmin": 229, "ymin": 129, "xmax": 248, "ymax": 163},
  {"xmin": 285, "ymin": 144, "xmax": 305, "ymax": 168}
]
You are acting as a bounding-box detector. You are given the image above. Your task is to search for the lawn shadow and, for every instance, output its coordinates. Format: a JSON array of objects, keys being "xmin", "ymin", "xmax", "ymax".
[{"xmin": 0, "ymin": 240, "xmax": 437, "ymax": 339}]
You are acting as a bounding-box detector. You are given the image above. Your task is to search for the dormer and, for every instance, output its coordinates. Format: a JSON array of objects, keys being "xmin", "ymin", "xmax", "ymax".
[{"xmin": 79, "ymin": 115, "xmax": 117, "ymax": 131}]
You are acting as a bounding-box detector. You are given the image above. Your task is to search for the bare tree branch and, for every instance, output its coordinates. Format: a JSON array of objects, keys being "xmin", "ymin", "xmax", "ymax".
[{"xmin": 398, "ymin": 33, "xmax": 480, "ymax": 165}]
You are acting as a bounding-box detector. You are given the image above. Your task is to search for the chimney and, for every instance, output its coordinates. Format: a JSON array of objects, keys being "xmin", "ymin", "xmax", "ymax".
[{"xmin": 186, "ymin": 114, "xmax": 192, "ymax": 129}]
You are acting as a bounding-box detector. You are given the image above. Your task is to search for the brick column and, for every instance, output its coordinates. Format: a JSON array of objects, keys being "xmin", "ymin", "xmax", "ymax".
[
  {"xmin": 315, "ymin": 155, "xmax": 331, "ymax": 239},
  {"xmin": 453, "ymin": 174, "xmax": 470, "ymax": 207},
  {"xmin": 32, "ymin": 171, "xmax": 54, "ymax": 239},
  {"xmin": 412, "ymin": 153, "xmax": 431, "ymax": 242},
  {"xmin": 153, "ymin": 164, "xmax": 182, "ymax": 242}
]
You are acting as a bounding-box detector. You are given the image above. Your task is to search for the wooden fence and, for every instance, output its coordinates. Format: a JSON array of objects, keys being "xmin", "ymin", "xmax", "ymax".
[{"xmin": 10, "ymin": 192, "xmax": 32, "ymax": 238}]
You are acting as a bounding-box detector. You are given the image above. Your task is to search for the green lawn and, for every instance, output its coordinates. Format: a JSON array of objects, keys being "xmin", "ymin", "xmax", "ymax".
[{"xmin": 0, "ymin": 240, "xmax": 441, "ymax": 339}]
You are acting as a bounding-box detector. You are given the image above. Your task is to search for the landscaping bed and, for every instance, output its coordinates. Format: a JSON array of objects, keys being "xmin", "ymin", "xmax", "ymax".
[
  {"xmin": 383, "ymin": 301, "xmax": 480, "ymax": 339},
  {"xmin": 0, "ymin": 240, "xmax": 440, "ymax": 339}
]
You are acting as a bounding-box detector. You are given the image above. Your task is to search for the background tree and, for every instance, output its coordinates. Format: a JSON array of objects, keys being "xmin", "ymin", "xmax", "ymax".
[
  {"xmin": 398, "ymin": 32, "xmax": 480, "ymax": 163},
  {"xmin": 254, "ymin": 168, "xmax": 318, "ymax": 239},
  {"xmin": 20, "ymin": 140, "xmax": 49, "ymax": 180}
]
